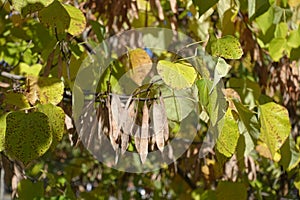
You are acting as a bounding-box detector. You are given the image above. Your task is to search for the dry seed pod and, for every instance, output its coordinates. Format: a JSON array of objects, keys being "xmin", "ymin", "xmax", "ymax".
[
  {"xmin": 122, "ymin": 98, "xmax": 136, "ymax": 136},
  {"xmin": 107, "ymin": 95, "xmax": 118, "ymax": 151},
  {"xmin": 111, "ymin": 94, "xmax": 123, "ymax": 140},
  {"xmin": 121, "ymin": 133, "xmax": 129, "ymax": 155},
  {"xmin": 134, "ymin": 126, "xmax": 141, "ymax": 153},
  {"xmin": 152, "ymin": 101, "xmax": 165, "ymax": 152},
  {"xmin": 159, "ymin": 95, "xmax": 169, "ymax": 141},
  {"xmin": 140, "ymin": 101, "xmax": 149, "ymax": 164}
]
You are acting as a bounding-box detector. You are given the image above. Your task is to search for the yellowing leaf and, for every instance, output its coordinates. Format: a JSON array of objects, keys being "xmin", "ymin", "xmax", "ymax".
[
  {"xmin": 25, "ymin": 76, "xmax": 64, "ymax": 105},
  {"xmin": 63, "ymin": 4, "xmax": 86, "ymax": 36},
  {"xmin": 259, "ymin": 102, "xmax": 291, "ymax": 159},
  {"xmin": 157, "ymin": 60, "xmax": 197, "ymax": 89},
  {"xmin": 13, "ymin": 63, "xmax": 42, "ymax": 76},
  {"xmin": 128, "ymin": 48, "xmax": 152, "ymax": 86},
  {"xmin": 5, "ymin": 111, "xmax": 52, "ymax": 165},
  {"xmin": 216, "ymin": 109, "xmax": 240, "ymax": 157},
  {"xmin": 0, "ymin": 113, "xmax": 9, "ymax": 152},
  {"xmin": 211, "ymin": 35, "xmax": 243, "ymax": 59},
  {"xmin": 36, "ymin": 104, "xmax": 65, "ymax": 150}
]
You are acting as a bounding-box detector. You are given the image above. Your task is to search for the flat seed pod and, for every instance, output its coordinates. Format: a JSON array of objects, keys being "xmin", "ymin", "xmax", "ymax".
[
  {"xmin": 140, "ymin": 101, "xmax": 149, "ymax": 164},
  {"xmin": 121, "ymin": 133, "xmax": 129, "ymax": 155},
  {"xmin": 152, "ymin": 101, "xmax": 165, "ymax": 152},
  {"xmin": 159, "ymin": 95, "xmax": 169, "ymax": 141},
  {"xmin": 111, "ymin": 94, "xmax": 122, "ymax": 141},
  {"xmin": 107, "ymin": 95, "xmax": 118, "ymax": 151},
  {"xmin": 134, "ymin": 126, "xmax": 141, "ymax": 153},
  {"xmin": 122, "ymin": 98, "xmax": 136, "ymax": 136}
]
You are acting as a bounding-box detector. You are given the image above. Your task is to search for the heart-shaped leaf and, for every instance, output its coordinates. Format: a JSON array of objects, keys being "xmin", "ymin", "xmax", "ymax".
[
  {"xmin": 26, "ymin": 76, "xmax": 64, "ymax": 105},
  {"xmin": 36, "ymin": 104, "xmax": 65, "ymax": 150},
  {"xmin": 259, "ymin": 102, "xmax": 291, "ymax": 159},
  {"xmin": 5, "ymin": 111, "xmax": 52, "ymax": 165},
  {"xmin": 157, "ymin": 60, "xmax": 197, "ymax": 89},
  {"xmin": 211, "ymin": 35, "xmax": 243, "ymax": 59}
]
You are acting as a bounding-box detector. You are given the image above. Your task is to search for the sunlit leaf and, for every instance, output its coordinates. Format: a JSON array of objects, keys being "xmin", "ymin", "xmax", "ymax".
[
  {"xmin": 287, "ymin": 28, "xmax": 300, "ymax": 48},
  {"xmin": 210, "ymin": 57, "xmax": 231, "ymax": 93},
  {"xmin": 12, "ymin": 0, "xmax": 54, "ymax": 15},
  {"xmin": 36, "ymin": 103, "xmax": 65, "ymax": 150},
  {"xmin": 157, "ymin": 60, "xmax": 197, "ymax": 89},
  {"xmin": 13, "ymin": 63, "xmax": 42, "ymax": 76},
  {"xmin": 25, "ymin": 76, "xmax": 64, "ymax": 105},
  {"xmin": 128, "ymin": 48, "xmax": 152, "ymax": 86},
  {"xmin": 62, "ymin": 4, "xmax": 86, "ymax": 36},
  {"xmin": 274, "ymin": 22, "xmax": 288, "ymax": 38},
  {"xmin": 38, "ymin": 0, "xmax": 70, "ymax": 34},
  {"xmin": 211, "ymin": 35, "xmax": 243, "ymax": 59},
  {"xmin": 216, "ymin": 109, "xmax": 240, "ymax": 157},
  {"xmin": 255, "ymin": 7, "xmax": 274, "ymax": 35},
  {"xmin": 259, "ymin": 102, "xmax": 291, "ymax": 159},
  {"xmin": 5, "ymin": 111, "xmax": 52, "ymax": 165},
  {"xmin": 268, "ymin": 38, "xmax": 287, "ymax": 62},
  {"xmin": 0, "ymin": 113, "xmax": 9, "ymax": 152}
]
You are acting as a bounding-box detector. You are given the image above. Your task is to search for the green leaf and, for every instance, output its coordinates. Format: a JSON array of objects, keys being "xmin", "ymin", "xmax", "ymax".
[
  {"xmin": 3, "ymin": 92, "xmax": 30, "ymax": 109},
  {"xmin": 36, "ymin": 104, "xmax": 65, "ymax": 150},
  {"xmin": 268, "ymin": 37, "xmax": 287, "ymax": 61},
  {"xmin": 13, "ymin": 63, "xmax": 42, "ymax": 76},
  {"xmin": 211, "ymin": 57, "xmax": 231, "ymax": 93},
  {"xmin": 216, "ymin": 109, "xmax": 240, "ymax": 157},
  {"xmin": 89, "ymin": 20, "xmax": 106, "ymax": 42},
  {"xmin": 280, "ymin": 134, "xmax": 300, "ymax": 171},
  {"xmin": 38, "ymin": 0, "xmax": 70, "ymax": 34},
  {"xmin": 216, "ymin": 181, "xmax": 247, "ymax": 200},
  {"xmin": 248, "ymin": 0, "xmax": 270, "ymax": 20},
  {"xmin": 26, "ymin": 76, "xmax": 64, "ymax": 105},
  {"xmin": 195, "ymin": 79, "xmax": 210, "ymax": 107},
  {"xmin": 157, "ymin": 60, "xmax": 197, "ymax": 89},
  {"xmin": 0, "ymin": 113, "xmax": 9, "ymax": 152},
  {"xmin": 287, "ymin": 28, "xmax": 300, "ymax": 48},
  {"xmin": 274, "ymin": 22, "xmax": 288, "ymax": 38},
  {"xmin": 18, "ymin": 179, "xmax": 44, "ymax": 199},
  {"xmin": 5, "ymin": 111, "xmax": 52, "ymax": 165},
  {"xmin": 255, "ymin": 7, "xmax": 274, "ymax": 35},
  {"xmin": 228, "ymin": 78, "xmax": 261, "ymax": 109},
  {"xmin": 207, "ymin": 81, "xmax": 227, "ymax": 127},
  {"xmin": 259, "ymin": 102, "xmax": 291, "ymax": 159},
  {"xmin": 160, "ymin": 86, "xmax": 196, "ymax": 122},
  {"xmin": 234, "ymin": 100, "xmax": 260, "ymax": 139},
  {"xmin": 62, "ymin": 4, "xmax": 86, "ymax": 36},
  {"xmin": 12, "ymin": 0, "xmax": 54, "ymax": 15},
  {"xmin": 193, "ymin": 0, "xmax": 219, "ymax": 17},
  {"xmin": 211, "ymin": 35, "xmax": 243, "ymax": 59}
]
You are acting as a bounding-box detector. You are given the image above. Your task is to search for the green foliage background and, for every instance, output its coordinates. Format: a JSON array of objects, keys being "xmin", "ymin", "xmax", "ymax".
[{"xmin": 0, "ymin": 0, "xmax": 299, "ymax": 199}]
